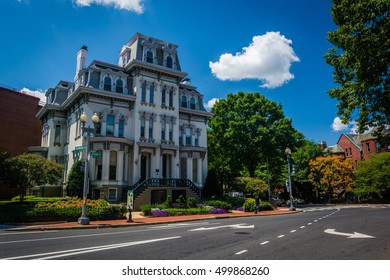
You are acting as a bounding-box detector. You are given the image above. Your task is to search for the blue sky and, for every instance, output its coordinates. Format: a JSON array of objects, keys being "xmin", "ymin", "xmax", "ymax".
[{"xmin": 0, "ymin": 0, "xmax": 355, "ymax": 146}]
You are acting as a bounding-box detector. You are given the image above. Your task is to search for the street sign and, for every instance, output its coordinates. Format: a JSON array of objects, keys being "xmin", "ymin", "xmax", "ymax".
[
  {"xmin": 75, "ymin": 145, "xmax": 86, "ymax": 151},
  {"xmin": 127, "ymin": 190, "xmax": 134, "ymax": 211},
  {"xmin": 90, "ymin": 151, "xmax": 102, "ymax": 158}
]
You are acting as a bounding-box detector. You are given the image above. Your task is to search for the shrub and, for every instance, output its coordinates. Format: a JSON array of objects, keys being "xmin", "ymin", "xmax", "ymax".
[
  {"xmin": 243, "ymin": 198, "xmax": 255, "ymax": 212},
  {"xmin": 151, "ymin": 209, "xmax": 169, "ymax": 217},
  {"xmin": 176, "ymin": 195, "xmax": 187, "ymax": 208},
  {"xmin": 205, "ymin": 200, "xmax": 232, "ymax": 210},
  {"xmin": 243, "ymin": 198, "xmax": 274, "ymax": 212},
  {"xmin": 140, "ymin": 204, "xmax": 153, "ymax": 216},
  {"xmin": 187, "ymin": 197, "xmax": 197, "ymax": 208},
  {"xmin": 210, "ymin": 208, "xmax": 229, "ymax": 214}
]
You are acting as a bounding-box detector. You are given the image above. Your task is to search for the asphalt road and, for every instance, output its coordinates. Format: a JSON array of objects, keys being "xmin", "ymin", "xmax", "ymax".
[{"xmin": 0, "ymin": 205, "xmax": 389, "ymax": 260}]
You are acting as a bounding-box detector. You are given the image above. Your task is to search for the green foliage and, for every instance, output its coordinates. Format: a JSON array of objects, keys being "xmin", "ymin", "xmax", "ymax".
[
  {"xmin": 66, "ymin": 160, "xmax": 84, "ymax": 198},
  {"xmin": 202, "ymin": 168, "xmax": 222, "ymax": 199},
  {"xmin": 208, "ymin": 91, "xmax": 304, "ymax": 190},
  {"xmin": 4, "ymin": 153, "xmax": 64, "ymax": 202},
  {"xmin": 166, "ymin": 208, "xmax": 210, "ymax": 216},
  {"xmin": 242, "ymin": 198, "xmax": 274, "ymax": 212},
  {"xmin": 187, "ymin": 197, "xmax": 197, "ymax": 208},
  {"xmin": 234, "ymin": 177, "xmax": 268, "ymax": 196},
  {"xmin": 140, "ymin": 204, "xmax": 153, "ymax": 216},
  {"xmin": 204, "ymin": 200, "xmax": 232, "ymax": 210},
  {"xmin": 291, "ymin": 140, "xmax": 325, "ymax": 199},
  {"xmin": 355, "ymin": 153, "xmax": 390, "ymax": 198},
  {"xmin": 324, "ymin": 0, "xmax": 390, "ymax": 134},
  {"xmin": 176, "ymin": 195, "xmax": 187, "ymax": 208},
  {"xmin": 0, "ymin": 198, "xmax": 126, "ymax": 223}
]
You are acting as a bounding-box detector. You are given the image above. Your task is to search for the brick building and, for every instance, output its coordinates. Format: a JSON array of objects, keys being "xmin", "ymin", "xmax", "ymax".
[
  {"xmin": 0, "ymin": 86, "xmax": 43, "ymax": 198},
  {"xmin": 326, "ymin": 130, "xmax": 390, "ymax": 170}
]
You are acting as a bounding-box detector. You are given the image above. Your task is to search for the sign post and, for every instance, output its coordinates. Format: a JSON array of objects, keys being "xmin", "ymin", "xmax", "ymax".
[{"xmin": 127, "ymin": 190, "xmax": 134, "ymax": 222}]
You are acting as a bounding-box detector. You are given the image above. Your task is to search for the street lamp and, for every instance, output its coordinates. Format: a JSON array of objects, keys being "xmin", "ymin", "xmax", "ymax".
[
  {"xmin": 78, "ymin": 112, "xmax": 100, "ymax": 225},
  {"xmin": 285, "ymin": 147, "xmax": 295, "ymax": 211}
]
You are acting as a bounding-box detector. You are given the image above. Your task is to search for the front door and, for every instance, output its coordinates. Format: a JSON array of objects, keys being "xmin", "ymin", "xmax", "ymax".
[{"xmin": 140, "ymin": 154, "xmax": 148, "ymax": 180}]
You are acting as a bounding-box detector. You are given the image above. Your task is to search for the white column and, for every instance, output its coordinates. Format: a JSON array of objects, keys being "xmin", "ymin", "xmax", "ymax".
[
  {"xmin": 197, "ymin": 157, "xmax": 202, "ymax": 185},
  {"xmin": 102, "ymin": 150, "xmax": 110, "ymax": 181},
  {"xmin": 124, "ymin": 152, "xmax": 129, "ymax": 183},
  {"xmin": 117, "ymin": 151, "xmax": 124, "ymax": 183},
  {"xmin": 187, "ymin": 157, "xmax": 193, "ymax": 181}
]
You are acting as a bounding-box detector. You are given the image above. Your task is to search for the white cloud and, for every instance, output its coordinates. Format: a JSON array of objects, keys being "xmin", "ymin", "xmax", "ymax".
[
  {"xmin": 74, "ymin": 0, "xmax": 144, "ymax": 13},
  {"xmin": 209, "ymin": 32, "xmax": 300, "ymax": 89},
  {"xmin": 204, "ymin": 98, "xmax": 220, "ymax": 110},
  {"xmin": 331, "ymin": 117, "xmax": 357, "ymax": 133},
  {"xmin": 20, "ymin": 87, "xmax": 46, "ymax": 105}
]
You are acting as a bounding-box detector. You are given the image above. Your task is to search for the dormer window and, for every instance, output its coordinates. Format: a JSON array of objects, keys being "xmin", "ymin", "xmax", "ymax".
[
  {"xmin": 166, "ymin": 56, "xmax": 173, "ymax": 68},
  {"xmin": 190, "ymin": 97, "xmax": 196, "ymax": 109},
  {"xmin": 181, "ymin": 95, "xmax": 187, "ymax": 108},
  {"xmin": 146, "ymin": 50, "xmax": 153, "ymax": 63},
  {"xmin": 104, "ymin": 76, "xmax": 112, "ymax": 91},
  {"xmin": 116, "ymin": 79, "xmax": 123, "ymax": 93}
]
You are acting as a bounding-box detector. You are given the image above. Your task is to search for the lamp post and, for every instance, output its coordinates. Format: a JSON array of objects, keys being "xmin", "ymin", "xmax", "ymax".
[
  {"xmin": 285, "ymin": 147, "xmax": 295, "ymax": 211},
  {"xmin": 78, "ymin": 112, "xmax": 100, "ymax": 225}
]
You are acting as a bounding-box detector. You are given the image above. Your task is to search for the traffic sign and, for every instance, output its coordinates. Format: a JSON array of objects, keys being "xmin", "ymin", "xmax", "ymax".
[
  {"xmin": 75, "ymin": 145, "xmax": 86, "ymax": 151},
  {"xmin": 90, "ymin": 151, "xmax": 102, "ymax": 158}
]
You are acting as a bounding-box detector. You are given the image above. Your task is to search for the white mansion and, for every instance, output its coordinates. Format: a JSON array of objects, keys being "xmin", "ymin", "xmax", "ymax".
[{"xmin": 33, "ymin": 33, "xmax": 212, "ymax": 208}]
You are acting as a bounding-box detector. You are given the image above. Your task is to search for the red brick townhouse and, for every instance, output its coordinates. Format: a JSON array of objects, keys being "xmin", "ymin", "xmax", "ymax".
[
  {"xmin": 326, "ymin": 129, "xmax": 390, "ymax": 170},
  {"xmin": 0, "ymin": 86, "xmax": 43, "ymax": 198}
]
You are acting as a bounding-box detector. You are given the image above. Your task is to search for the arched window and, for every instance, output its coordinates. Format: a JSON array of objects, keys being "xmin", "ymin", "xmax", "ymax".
[
  {"xmin": 161, "ymin": 120, "xmax": 166, "ymax": 141},
  {"xmin": 166, "ymin": 56, "xmax": 173, "ymax": 68},
  {"xmin": 109, "ymin": 151, "xmax": 117, "ymax": 180},
  {"xmin": 190, "ymin": 97, "xmax": 196, "ymax": 109},
  {"xmin": 146, "ymin": 50, "xmax": 153, "ymax": 63},
  {"xmin": 169, "ymin": 90, "xmax": 173, "ymax": 107},
  {"xmin": 104, "ymin": 76, "xmax": 112, "ymax": 91},
  {"xmin": 149, "ymin": 85, "xmax": 154, "ymax": 104},
  {"xmin": 116, "ymin": 79, "xmax": 123, "ymax": 93},
  {"xmin": 181, "ymin": 95, "xmax": 187, "ymax": 108},
  {"xmin": 149, "ymin": 118, "xmax": 154, "ymax": 139},
  {"xmin": 95, "ymin": 150, "xmax": 103, "ymax": 180},
  {"xmin": 141, "ymin": 83, "xmax": 146, "ymax": 102},
  {"xmin": 140, "ymin": 116, "xmax": 145, "ymax": 138},
  {"xmin": 162, "ymin": 88, "xmax": 166, "ymax": 105},
  {"xmin": 106, "ymin": 115, "xmax": 115, "ymax": 136}
]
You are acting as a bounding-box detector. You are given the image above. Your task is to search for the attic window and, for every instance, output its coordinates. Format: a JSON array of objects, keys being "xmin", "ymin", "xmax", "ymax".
[{"xmin": 146, "ymin": 51, "xmax": 153, "ymax": 63}]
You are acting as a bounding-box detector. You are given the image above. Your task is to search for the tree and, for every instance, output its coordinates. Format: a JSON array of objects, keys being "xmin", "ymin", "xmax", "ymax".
[
  {"xmin": 5, "ymin": 154, "xmax": 64, "ymax": 202},
  {"xmin": 324, "ymin": 0, "xmax": 390, "ymax": 134},
  {"xmin": 355, "ymin": 153, "xmax": 390, "ymax": 198},
  {"xmin": 208, "ymin": 91, "xmax": 304, "ymax": 188},
  {"xmin": 202, "ymin": 168, "xmax": 222, "ymax": 199},
  {"xmin": 66, "ymin": 160, "xmax": 84, "ymax": 198},
  {"xmin": 292, "ymin": 140, "xmax": 325, "ymax": 199},
  {"xmin": 308, "ymin": 155, "xmax": 354, "ymax": 201}
]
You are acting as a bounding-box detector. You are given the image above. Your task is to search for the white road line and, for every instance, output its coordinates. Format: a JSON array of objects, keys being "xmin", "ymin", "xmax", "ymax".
[
  {"xmin": 260, "ymin": 241, "xmax": 269, "ymax": 245},
  {"xmin": 290, "ymin": 230, "xmax": 296, "ymax": 233},
  {"xmin": 0, "ymin": 230, "xmax": 59, "ymax": 236},
  {"xmin": 235, "ymin": 250, "xmax": 248, "ymax": 255},
  {"xmin": 277, "ymin": 235, "xmax": 285, "ymax": 238},
  {"xmin": 3, "ymin": 236, "xmax": 182, "ymax": 260},
  {"xmin": 314, "ymin": 220, "xmax": 318, "ymax": 222},
  {"xmin": 308, "ymin": 223, "xmax": 312, "ymax": 225},
  {"xmin": 300, "ymin": 226, "xmax": 305, "ymax": 229}
]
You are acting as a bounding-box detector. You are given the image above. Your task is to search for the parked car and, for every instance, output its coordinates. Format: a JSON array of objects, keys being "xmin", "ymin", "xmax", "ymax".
[
  {"xmin": 286, "ymin": 197, "xmax": 305, "ymax": 204},
  {"xmin": 271, "ymin": 197, "xmax": 285, "ymax": 206}
]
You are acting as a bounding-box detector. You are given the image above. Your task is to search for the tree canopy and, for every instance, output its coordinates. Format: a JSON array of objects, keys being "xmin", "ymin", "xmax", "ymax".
[
  {"xmin": 325, "ymin": 0, "xmax": 390, "ymax": 134},
  {"xmin": 208, "ymin": 91, "xmax": 304, "ymax": 190},
  {"xmin": 308, "ymin": 155, "xmax": 355, "ymax": 200},
  {"xmin": 355, "ymin": 152, "xmax": 390, "ymax": 198},
  {"xmin": 66, "ymin": 160, "xmax": 84, "ymax": 198},
  {"xmin": 3, "ymin": 154, "xmax": 64, "ymax": 202}
]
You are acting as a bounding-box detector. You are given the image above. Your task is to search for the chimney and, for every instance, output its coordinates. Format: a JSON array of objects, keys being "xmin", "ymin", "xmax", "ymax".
[{"xmin": 75, "ymin": 46, "xmax": 88, "ymax": 80}]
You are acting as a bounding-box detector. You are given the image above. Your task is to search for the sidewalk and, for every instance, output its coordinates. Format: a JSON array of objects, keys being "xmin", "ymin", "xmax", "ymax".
[{"xmin": 3, "ymin": 207, "xmax": 300, "ymax": 231}]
